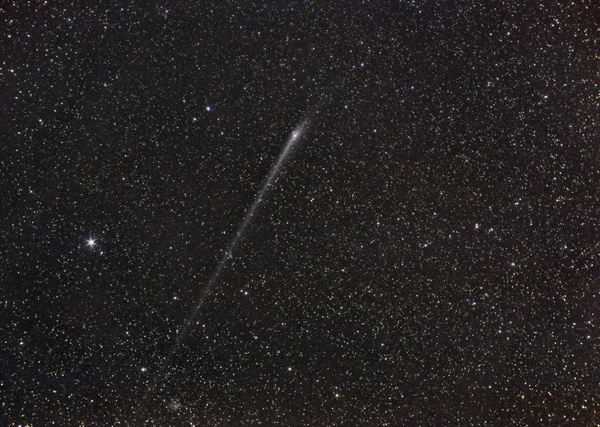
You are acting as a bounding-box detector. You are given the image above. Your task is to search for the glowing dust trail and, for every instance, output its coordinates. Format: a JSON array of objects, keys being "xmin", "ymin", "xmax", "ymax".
[
  {"xmin": 130, "ymin": 114, "xmax": 314, "ymax": 424},
  {"xmin": 170, "ymin": 117, "xmax": 309, "ymax": 356}
]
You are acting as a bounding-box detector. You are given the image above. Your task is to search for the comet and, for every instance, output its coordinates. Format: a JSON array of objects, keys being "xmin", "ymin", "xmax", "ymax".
[{"xmin": 131, "ymin": 111, "xmax": 317, "ymax": 423}]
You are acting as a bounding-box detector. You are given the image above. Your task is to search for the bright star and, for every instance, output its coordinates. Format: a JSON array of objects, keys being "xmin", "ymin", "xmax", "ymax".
[{"xmin": 87, "ymin": 238, "xmax": 96, "ymax": 248}]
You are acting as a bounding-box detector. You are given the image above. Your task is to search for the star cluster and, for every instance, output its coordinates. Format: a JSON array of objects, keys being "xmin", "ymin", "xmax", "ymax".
[{"xmin": 2, "ymin": 1, "xmax": 600, "ymax": 425}]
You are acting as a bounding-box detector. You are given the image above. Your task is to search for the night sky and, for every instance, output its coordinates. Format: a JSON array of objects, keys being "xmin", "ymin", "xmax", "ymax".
[{"xmin": 2, "ymin": 1, "xmax": 600, "ymax": 425}]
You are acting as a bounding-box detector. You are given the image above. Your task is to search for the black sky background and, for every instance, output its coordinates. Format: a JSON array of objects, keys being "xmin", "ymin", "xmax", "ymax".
[{"xmin": 2, "ymin": 1, "xmax": 600, "ymax": 425}]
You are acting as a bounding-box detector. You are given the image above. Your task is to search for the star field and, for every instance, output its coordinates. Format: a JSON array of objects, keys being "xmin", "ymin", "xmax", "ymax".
[{"xmin": 2, "ymin": 1, "xmax": 600, "ymax": 425}]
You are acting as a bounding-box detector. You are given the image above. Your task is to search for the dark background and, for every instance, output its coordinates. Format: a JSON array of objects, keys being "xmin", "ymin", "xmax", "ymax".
[{"xmin": 2, "ymin": 0, "xmax": 600, "ymax": 424}]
